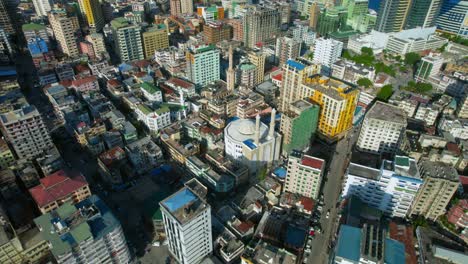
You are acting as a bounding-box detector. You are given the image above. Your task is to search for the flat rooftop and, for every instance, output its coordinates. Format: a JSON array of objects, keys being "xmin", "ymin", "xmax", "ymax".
[
  {"xmin": 366, "ymin": 101, "xmax": 407, "ymax": 124},
  {"xmin": 160, "ymin": 187, "xmax": 209, "ymax": 225},
  {"xmin": 348, "ymin": 163, "xmax": 381, "ymax": 180},
  {"xmin": 419, "ymin": 161, "xmax": 459, "ymax": 181}
]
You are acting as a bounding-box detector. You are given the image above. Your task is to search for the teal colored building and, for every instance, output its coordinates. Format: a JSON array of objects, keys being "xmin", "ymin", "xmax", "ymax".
[{"xmin": 317, "ymin": 6, "xmax": 349, "ymax": 37}]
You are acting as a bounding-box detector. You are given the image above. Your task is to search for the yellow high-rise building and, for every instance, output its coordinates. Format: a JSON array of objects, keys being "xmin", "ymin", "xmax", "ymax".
[
  {"xmin": 247, "ymin": 50, "xmax": 266, "ymax": 85},
  {"xmin": 79, "ymin": 0, "xmax": 105, "ymax": 32},
  {"xmin": 142, "ymin": 24, "xmax": 169, "ymax": 59},
  {"xmin": 305, "ymin": 75, "xmax": 359, "ymax": 140}
]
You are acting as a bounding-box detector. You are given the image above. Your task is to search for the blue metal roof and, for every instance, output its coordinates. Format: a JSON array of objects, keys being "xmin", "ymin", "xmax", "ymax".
[
  {"xmin": 162, "ymin": 188, "xmax": 197, "ymax": 212},
  {"xmin": 243, "ymin": 139, "xmax": 257, "ymax": 150},
  {"xmin": 285, "ymin": 225, "xmax": 307, "ymax": 248},
  {"xmin": 286, "ymin": 60, "xmax": 306, "ymax": 71},
  {"xmin": 336, "ymin": 225, "xmax": 361, "ymax": 262},
  {"xmin": 384, "ymin": 238, "xmax": 405, "ymax": 264},
  {"xmin": 273, "ymin": 167, "xmax": 287, "ymax": 179}
]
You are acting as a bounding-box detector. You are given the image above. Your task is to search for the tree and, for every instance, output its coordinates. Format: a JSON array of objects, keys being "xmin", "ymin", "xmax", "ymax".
[
  {"xmin": 257, "ymin": 166, "xmax": 267, "ymax": 182},
  {"xmin": 376, "ymin": 84, "xmax": 393, "ymax": 101},
  {"xmin": 404, "ymin": 52, "xmax": 421, "ymax": 66},
  {"xmin": 357, "ymin": 78, "xmax": 373, "ymax": 88},
  {"xmin": 360, "ymin": 47, "xmax": 373, "ymax": 56},
  {"xmin": 342, "ymin": 50, "xmax": 352, "ymax": 60}
]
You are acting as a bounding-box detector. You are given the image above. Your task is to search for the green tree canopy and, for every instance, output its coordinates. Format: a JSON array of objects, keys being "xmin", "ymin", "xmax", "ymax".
[
  {"xmin": 404, "ymin": 52, "xmax": 421, "ymax": 66},
  {"xmin": 360, "ymin": 47, "xmax": 373, "ymax": 56},
  {"xmin": 376, "ymin": 84, "xmax": 393, "ymax": 101},
  {"xmin": 357, "ymin": 78, "xmax": 373, "ymax": 88}
]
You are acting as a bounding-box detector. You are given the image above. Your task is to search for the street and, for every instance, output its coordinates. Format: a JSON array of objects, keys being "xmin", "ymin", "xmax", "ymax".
[{"xmin": 308, "ymin": 126, "xmax": 360, "ymax": 264}]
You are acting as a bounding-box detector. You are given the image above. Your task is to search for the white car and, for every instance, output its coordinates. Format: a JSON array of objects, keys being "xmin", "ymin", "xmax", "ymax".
[{"xmin": 326, "ymin": 211, "xmax": 330, "ymax": 219}]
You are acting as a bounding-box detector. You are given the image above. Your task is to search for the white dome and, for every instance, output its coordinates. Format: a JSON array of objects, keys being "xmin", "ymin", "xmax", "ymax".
[{"xmin": 238, "ymin": 119, "xmax": 256, "ymax": 135}]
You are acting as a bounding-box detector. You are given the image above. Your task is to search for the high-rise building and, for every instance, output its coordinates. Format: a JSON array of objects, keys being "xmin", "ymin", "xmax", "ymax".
[
  {"xmin": 345, "ymin": 0, "xmax": 369, "ymax": 21},
  {"xmin": 32, "ymin": 0, "xmax": 53, "ymax": 17},
  {"xmin": 415, "ymin": 53, "xmax": 444, "ymax": 82},
  {"xmin": 160, "ymin": 181, "xmax": 212, "ymax": 264},
  {"xmin": 436, "ymin": 0, "xmax": 468, "ymax": 37},
  {"xmin": 247, "ymin": 49, "xmax": 266, "ymax": 85},
  {"xmin": 78, "ymin": 0, "xmax": 105, "ymax": 32},
  {"xmin": 275, "ymin": 36, "xmax": 302, "ymax": 66},
  {"xmin": 242, "ymin": 6, "xmax": 280, "ymax": 48},
  {"xmin": 410, "ymin": 161, "xmax": 459, "ymax": 220},
  {"xmin": 142, "ymin": 24, "xmax": 169, "ymax": 59},
  {"xmin": 342, "ymin": 156, "xmax": 423, "ymax": 217},
  {"xmin": 48, "ymin": 10, "xmax": 80, "ymax": 57},
  {"xmin": 313, "ymin": 38, "xmax": 343, "ymax": 73},
  {"xmin": 34, "ymin": 195, "xmax": 131, "ymax": 264},
  {"xmin": 0, "ymin": 104, "xmax": 54, "ymax": 160},
  {"xmin": 170, "ymin": 0, "xmax": 181, "ymax": 16},
  {"xmin": 458, "ymin": 94, "xmax": 468, "ymax": 119},
  {"xmin": 0, "ymin": 0, "xmax": 14, "ymax": 35},
  {"xmin": 186, "ymin": 44, "xmax": 220, "ymax": 86},
  {"xmin": 180, "ymin": 0, "xmax": 193, "ymax": 14},
  {"xmin": 306, "ymin": 76, "xmax": 359, "ymax": 140},
  {"xmin": 317, "ymin": 6, "xmax": 348, "ymax": 37},
  {"xmin": 111, "ymin": 17, "xmax": 144, "ymax": 62},
  {"xmin": 224, "ymin": 111, "xmax": 282, "ymax": 176},
  {"xmin": 284, "ymin": 151, "xmax": 325, "ymax": 199},
  {"xmin": 309, "ymin": 2, "xmax": 320, "ymax": 30},
  {"xmin": 280, "ymin": 100, "xmax": 320, "ymax": 154},
  {"xmin": 227, "ymin": 45, "xmax": 235, "ymax": 91},
  {"xmin": 405, "ymin": 0, "xmax": 443, "ymax": 29},
  {"xmin": 279, "ymin": 59, "xmax": 320, "ymax": 111},
  {"xmin": 197, "ymin": 5, "xmax": 225, "ymax": 22},
  {"xmin": 85, "ymin": 33, "xmax": 107, "ymax": 59},
  {"xmin": 226, "ymin": 18, "xmax": 243, "ymax": 42},
  {"xmin": 203, "ymin": 21, "xmax": 231, "ymax": 44},
  {"xmin": 357, "ymin": 101, "xmax": 407, "ymax": 154},
  {"xmin": 236, "ymin": 63, "xmax": 256, "ymax": 89},
  {"xmin": 375, "ymin": 0, "xmax": 411, "ymax": 33}
]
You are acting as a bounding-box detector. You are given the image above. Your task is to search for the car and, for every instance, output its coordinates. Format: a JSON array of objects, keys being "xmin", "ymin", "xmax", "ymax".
[
  {"xmin": 317, "ymin": 206, "xmax": 323, "ymax": 212},
  {"xmin": 326, "ymin": 211, "xmax": 330, "ymax": 219}
]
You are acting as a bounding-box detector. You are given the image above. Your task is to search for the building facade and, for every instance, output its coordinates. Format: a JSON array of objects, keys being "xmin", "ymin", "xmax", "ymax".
[
  {"xmin": 313, "ymin": 38, "xmax": 343, "ymax": 73},
  {"xmin": 375, "ymin": 0, "xmax": 411, "ymax": 33},
  {"xmin": 436, "ymin": 0, "xmax": 468, "ymax": 37},
  {"xmin": 32, "ymin": 0, "xmax": 53, "ymax": 17},
  {"xmin": 78, "ymin": 0, "xmax": 105, "ymax": 32},
  {"xmin": 275, "ymin": 36, "xmax": 301, "ymax": 66},
  {"xmin": 111, "ymin": 18, "xmax": 144, "ymax": 62},
  {"xmin": 142, "ymin": 25, "xmax": 169, "ymax": 59},
  {"xmin": 48, "ymin": 10, "xmax": 80, "ymax": 57},
  {"xmin": 186, "ymin": 45, "xmax": 220, "ymax": 86},
  {"xmin": 284, "ymin": 152, "xmax": 325, "ymax": 199},
  {"xmin": 242, "ymin": 6, "xmax": 280, "ymax": 48}
]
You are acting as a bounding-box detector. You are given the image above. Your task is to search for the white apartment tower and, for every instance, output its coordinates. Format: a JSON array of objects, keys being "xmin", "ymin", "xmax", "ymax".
[
  {"xmin": 275, "ymin": 36, "xmax": 302, "ymax": 66},
  {"xmin": 284, "ymin": 152, "xmax": 325, "ymax": 199},
  {"xmin": 160, "ymin": 182, "xmax": 212, "ymax": 264},
  {"xmin": 32, "ymin": 0, "xmax": 54, "ymax": 17},
  {"xmin": 313, "ymin": 38, "xmax": 343, "ymax": 73},
  {"xmin": 458, "ymin": 94, "xmax": 468, "ymax": 119},
  {"xmin": 186, "ymin": 44, "xmax": 220, "ymax": 86},
  {"xmin": 111, "ymin": 18, "xmax": 144, "ymax": 62},
  {"xmin": 48, "ymin": 10, "xmax": 80, "ymax": 57},
  {"xmin": 357, "ymin": 101, "xmax": 407, "ymax": 154}
]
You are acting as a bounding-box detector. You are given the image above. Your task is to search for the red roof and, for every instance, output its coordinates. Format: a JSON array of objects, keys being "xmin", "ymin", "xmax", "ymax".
[
  {"xmin": 59, "ymin": 80, "xmax": 73, "ymax": 87},
  {"xmin": 446, "ymin": 143, "xmax": 461, "ymax": 156},
  {"xmin": 99, "ymin": 147, "xmax": 126, "ymax": 166},
  {"xmin": 72, "ymin": 75, "xmax": 97, "ymax": 87},
  {"xmin": 107, "ymin": 79, "xmax": 121, "ymax": 87},
  {"xmin": 236, "ymin": 221, "xmax": 254, "ymax": 233},
  {"xmin": 167, "ymin": 77, "xmax": 194, "ymax": 89},
  {"xmin": 75, "ymin": 64, "xmax": 90, "ymax": 73},
  {"xmin": 29, "ymin": 170, "xmax": 88, "ymax": 207},
  {"xmin": 301, "ymin": 156, "xmax": 324, "ymax": 170},
  {"xmin": 272, "ymin": 73, "xmax": 282, "ymax": 81},
  {"xmin": 459, "ymin": 175, "xmax": 468, "ymax": 186},
  {"xmin": 299, "ymin": 197, "xmax": 314, "ymax": 212},
  {"xmin": 132, "ymin": 60, "xmax": 151, "ymax": 69},
  {"xmin": 389, "ymin": 222, "xmax": 417, "ymax": 264}
]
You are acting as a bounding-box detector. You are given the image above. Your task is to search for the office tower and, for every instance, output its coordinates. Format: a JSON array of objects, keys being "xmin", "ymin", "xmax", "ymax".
[
  {"xmin": 111, "ymin": 18, "xmax": 144, "ymax": 62},
  {"xmin": 180, "ymin": 0, "xmax": 193, "ymax": 14},
  {"xmin": 405, "ymin": 0, "xmax": 443, "ymax": 29},
  {"xmin": 85, "ymin": 33, "xmax": 107, "ymax": 59},
  {"xmin": 34, "ymin": 195, "xmax": 131, "ymax": 264},
  {"xmin": 22, "ymin": 23, "xmax": 49, "ymax": 43},
  {"xmin": 242, "ymin": 6, "xmax": 280, "ymax": 48},
  {"xmin": 186, "ymin": 44, "xmax": 220, "ymax": 86},
  {"xmin": 78, "ymin": 0, "xmax": 105, "ymax": 32},
  {"xmin": 317, "ymin": 6, "xmax": 348, "ymax": 37},
  {"xmin": 170, "ymin": 0, "xmax": 181, "ymax": 16},
  {"xmin": 306, "ymin": 76, "xmax": 359, "ymax": 140},
  {"xmin": 142, "ymin": 24, "xmax": 169, "ymax": 59},
  {"xmin": 197, "ymin": 5, "xmax": 225, "ymax": 22},
  {"xmin": 48, "ymin": 10, "xmax": 80, "ymax": 57},
  {"xmin": 280, "ymin": 100, "xmax": 320, "ymax": 154},
  {"xmin": 32, "ymin": 0, "xmax": 53, "ymax": 17},
  {"xmin": 0, "ymin": 0, "xmax": 14, "ymax": 35},
  {"xmin": 345, "ymin": 0, "xmax": 369, "ymax": 20},
  {"xmin": 101, "ymin": 1, "xmax": 114, "ymax": 23},
  {"xmin": 160, "ymin": 182, "xmax": 212, "ymax": 264},
  {"xmin": 227, "ymin": 45, "xmax": 235, "ymax": 91},
  {"xmin": 279, "ymin": 59, "xmax": 320, "ymax": 111},
  {"xmin": 415, "ymin": 53, "xmax": 444, "ymax": 82},
  {"xmin": 275, "ymin": 36, "xmax": 302, "ymax": 66},
  {"xmin": 458, "ymin": 94, "xmax": 468, "ymax": 119},
  {"xmin": 313, "ymin": 38, "xmax": 343, "ymax": 72},
  {"xmin": 203, "ymin": 21, "xmax": 231, "ymax": 44},
  {"xmin": 357, "ymin": 101, "xmax": 407, "ymax": 154},
  {"xmin": 342, "ymin": 156, "xmax": 423, "ymax": 217},
  {"xmin": 224, "ymin": 111, "xmax": 282, "ymax": 176},
  {"xmin": 247, "ymin": 50, "xmax": 266, "ymax": 85},
  {"xmin": 284, "ymin": 152, "xmax": 325, "ymax": 199},
  {"xmin": 0, "ymin": 104, "xmax": 54, "ymax": 160},
  {"xmin": 410, "ymin": 161, "xmax": 459, "ymax": 220},
  {"xmin": 436, "ymin": 0, "xmax": 468, "ymax": 37},
  {"xmin": 375, "ymin": 0, "xmax": 411, "ymax": 33},
  {"xmin": 309, "ymin": 2, "xmax": 320, "ymax": 30}
]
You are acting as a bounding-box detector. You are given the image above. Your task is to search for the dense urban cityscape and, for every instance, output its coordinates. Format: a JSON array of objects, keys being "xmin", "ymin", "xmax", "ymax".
[{"xmin": 0, "ymin": 0, "xmax": 466, "ymax": 263}]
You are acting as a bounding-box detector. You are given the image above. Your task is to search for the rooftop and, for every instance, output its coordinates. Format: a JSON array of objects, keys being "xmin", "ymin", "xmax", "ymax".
[
  {"xmin": 300, "ymin": 155, "xmax": 325, "ymax": 170},
  {"xmin": 366, "ymin": 101, "xmax": 407, "ymax": 124},
  {"xmin": 348, "ymin": 163, "xmax": 381, "ymax": 180},
  {"xmin": 140, "ymin": 82, "xmax": 160, "ymax": 94},
  {"xmin": 160, "ymin": 187, "xmax": 209, "ymax": 225},
  {"xmin": 22, "ymin": 23, "xmax": 46, "ymax": 31},
  {"xmin": 419, "ymin": 161, "xmax": 459, "ymax": 181},
  {"xmin": 335, "ymin": 225, "xmax": 361, "ymax": 262}
]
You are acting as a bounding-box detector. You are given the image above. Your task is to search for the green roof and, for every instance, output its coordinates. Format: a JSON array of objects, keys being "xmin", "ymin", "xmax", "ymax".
[
  {"xmin": 69, "ymin": 223, "xmax": 92, "ymax": 243},
  {"xmin": 194, "ymin": 44, "xmax": 216, "ymax": 54},
  {"xmin": 138, "ymin": 104, "xmax": 153, "ymax": 115},
  {"xmin": 22, "ymin": 23, "xmax": 46, "ymax": 31},
  {"xmin": 111, "ymin": 17, "xmax": 131, "ymax": 29},
  {"xmin": 140, "ymin": 82, "xmax": 160, "ymax": 94},
  {"xmin": 56, "ymin": 203, "xmax": 76, "ymax": 219},
  {"xmin": 240, "ymin": 63, "xmax": 256, "ymax": 71},
  {"xmin": 155, "ymin": 104, "xmax": 170, "ymax": 115},
  {"xmin": 395, "ymin": 156, "xmax": 410, "ymax": 167}
]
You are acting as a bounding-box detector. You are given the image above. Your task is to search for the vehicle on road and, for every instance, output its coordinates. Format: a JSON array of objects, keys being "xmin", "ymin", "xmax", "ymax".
[{"xmin": 326, "ymin": 210, "xmax": 330, "ymax": 219}]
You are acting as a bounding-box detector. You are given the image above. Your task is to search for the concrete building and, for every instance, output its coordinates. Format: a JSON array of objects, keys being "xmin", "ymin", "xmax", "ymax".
[
  {"xmin": 142, "ymin": 24, "xmax": 169, "ymax": 59},
  {"xmin": 410, "ymin": 161, "xmax": 460, "ymax": 220},
  {"xmin": 48, "ymin": 10, "xmax": 80, "ymax": 57},
  {"xmin": 180, "ymin": 0, "xmax": 193, "ymax": 14},
  {"xmin": 458, "ymin": 94, "xmax": 468, "ymax": 119},
  {"xmin": 34, "ymin": 195, "xmax": 131, "ymax": 264},
  {"xmin": 140, "ymin": 82, "xmax": 162, "ymax": 102},
  {"xmin": 85, "ymin": 33, "xmax": 107, "ymax": 60},
  {"xmin": 29, "ymin": 170, "xmax": 91, "ymax": 214},
  {"xmin": 414, "ymin": 104, "xmax": 439, "ymax": 126},
  {"xmin": 242, "ymin": 6, "xmax": 280, "ymax": 48},
  {"xmin": 197, "ymin": 5, "xmax": 225, "ymax": 22},
  {"xmin": 331, "ymin": 59, "xmax": 376, "ymax": 85},
  {"xmin": 405, "ymin": 0, "xmax": 443, "ymax": 29},
  {"xmin": 309, "ymin": 2, "xmax": 320, "ymax": 30},
  {"xmin": 186, "ymin": 44, "xmax": 220, "ymax": 86},
  {"xmin": 186, "ymin": 156, "xmax": 234, "ymax": 193},
  {"xmin": 111, "ymin": 18, "xmax": 144, "ymax": 62},
  {"xmin": 436, "ymin": 0, "xmax": 468, "ymax": 37},
  {"xmin": 0, "ymin": 0, "xmax": 14, "ymax": 35},
  {"xmin": 22, "ymin": 23, "xmax": 49, "ymax": 44},
  {"xmin": 306, "ymin": 76, "xmax": 359, "ymax": 141},
  {"xmin": 385, "ymin": 27, "xmax": 447, "ymax": 56},
  {"xmin": 224, "ymin": 111, "xmax": 281, "ymax": 176},
  {"xmin": 135, "ymin": 104, "xmax": 171, "ymax": 132},
  {"xmin": 357, "ymin": 101, "xmax": 407, "ymax": 154},
  {"xmin": 415, "ymin": 53, "xmax": 444, "ymax": 82},
  {"xmin": 78, "ymin": 0, "xmax": 105, "ymax": 32},
  {"xmin": 342, "ymin": 156, "xmax": 423, "ymax": 217},
  {"xmin": 170, "ymin": 0, "xmax": 181, "ymax": 16},
  {"xmin": 160, "ymin": 181, "xmax": 212, "ymax": 264},
  {"xmin": 236, "ymin": 63, "xmax": 256, "ymax": 89},
  {"xmin": 284, "ymin": 151, "xmax": 325, "ymax": 199},
  {"xmin": 125, "ymin": 136, "xmax": 163, "ymax": 175},
  {"xmin": 226, "ymin": 45, "xmax": 235, "ymax": 91},
  {"xmin": 247, "ymin": 49, "xmax": 266, "ymax": 85},
  {"xmin": 32, "ymin": 0, "xmax": 53, "ymax": 17},
  {"xmin": 375, "ymin": 0, "xmax": 412, "ymax": 33},
  {"xmin": 0, "ymin": 104, "xmax": 54, "ymax": 160},
  {"xmin": 280, "ymin": 100, "xmax": 319, "ymax": 155},
  {"xmin": 313, "ymin": 38, "xmax": 343, "ymax": 73},
  {"xmin": 226, "ymin": 18, "xmax": 243, "ymax": 42},
  {"xmin": 203, "ymin": 21, "xmax": 231, "ymax": 44},
  {"xmin": 275, "ymin": 36, "xmax": 301, "ymax": 66}
]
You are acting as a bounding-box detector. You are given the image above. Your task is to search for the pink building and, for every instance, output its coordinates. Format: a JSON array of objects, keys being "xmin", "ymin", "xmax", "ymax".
[{"xmin": 79, "ymin": 41, "xmax": 96, "ymax": 60}]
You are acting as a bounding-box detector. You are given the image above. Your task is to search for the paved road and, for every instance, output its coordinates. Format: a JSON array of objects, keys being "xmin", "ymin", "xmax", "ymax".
[{"xmin": 307, "ymin": 126, "xmax": 360, "ymax": 264}]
